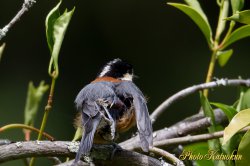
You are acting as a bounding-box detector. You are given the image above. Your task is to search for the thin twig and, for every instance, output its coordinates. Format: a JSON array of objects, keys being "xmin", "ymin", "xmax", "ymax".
[
  {"xmin": 47, "ymin": 157, "xmax": 62, "ymax": 165},
  {"xmin": 150, "ymin": 78, "xmax": 250, "ymax": 123},
  {"xmin": 149, "ymin": 147, "xmax": 184, "ymax": 166},
  {"xmin": 153, "ymin": 126, "xmax": 250, "ymax": 147},
  {"xmin": 0, "ymin": 0, "xmax": 36, "ymax": 40},
  {"xmin": 0, "ymin": 123, "xmax": 55, "ymax": 141}
]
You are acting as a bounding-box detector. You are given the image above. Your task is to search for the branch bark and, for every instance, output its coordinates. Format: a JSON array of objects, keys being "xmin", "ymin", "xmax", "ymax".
[
  {"xmin": 149, "ymin": 147, "xmax": 184, "ymax": 166},
  {"xmin": 1, "ymin": 79, "xmax": 248, "ymax": 165},
  {"xmin": 0, "ymin": 141, "xmax": 162, "ymax": 166},
  {"xmin": 150, "ymin": 79, "xmax": 250, "ymax": 123},
  {"xmin": 153, "ymin": 126, "xmax": 250, "ymax": 147},
  {"xmin": 0, "ymin": 0, "xmax": 36, "ymax": 40},
  {"xmin": 120, "ymin": 109, "xmax": 227, "ymax": 150}
]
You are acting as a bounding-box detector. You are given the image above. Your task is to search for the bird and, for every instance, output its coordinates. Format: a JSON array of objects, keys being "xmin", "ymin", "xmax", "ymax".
[{"xmin": 73, "ymin": 58, "xmax": 153, "ymax": 164}]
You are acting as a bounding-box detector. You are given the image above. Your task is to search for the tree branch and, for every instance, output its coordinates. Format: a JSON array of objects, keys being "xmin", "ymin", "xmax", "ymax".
[
  {"xmin": 153, "ymin": 126, "xmax": 250, "ymax": 147},
  {"xmin": 150, "ymin": 78, "xmax": 250, "ymax": 123},
  {"xmin": 0, "ymin": 0, "xmax": 36, "ymax": 41},
  {"xmin": 149, "ymin": 147, "xmax": 184, "ymax": 166},
  {"xmin": 121, "ymin": 79, "xmax": 248, "ymax": 149},
  {"xmin": 120, "ymin": 109, "xmax": 227, "ymax": 150},
  {"xmin": 0, "ymin": 141, "xmax": 162, "ymax": 166}
]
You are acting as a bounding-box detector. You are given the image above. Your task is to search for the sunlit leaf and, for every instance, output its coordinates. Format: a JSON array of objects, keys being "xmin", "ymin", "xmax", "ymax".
[
  {"xmin": 0, "ymin": 43, "xmax": 5, "ymax": 62},
  {"xmin": 236, "ymin": 129, "xmax": 250, "ymax": 166},
  {"xmin": 231, "ymin": 0, "xmax": 244, "ymax": 14},
  {"xmin": 216, "ymin": 49, "xmax": 233, "ymax": 67},
  {"xmin": 216, "ymin": 0, "xmax": 229, "ymax": 39},
  {"xmin": 223, "ymin": 108, "xmax": 250, "ymax": 145},
  {"xmin": 226, "ymin": 10, "xmax": 250, "ymax": 24},
  {"xmin": 184, "ymin": 0, "xmax": 208, "ymax": 23},
  {"xmin": 46, "ymin": 1, "xmax": 61, "ymax": 53},
  {"xmin": 211, "ymin": 102, "xmax": 237, "ymax": 121},
  {"xmin": 46, "ymin": 0, "xmax": 75, "ymax": 77},
  {"xmin": 222, "ymin": 25, "xmax": 250, "ymax": 49},
  {"xmin": 168, "ymin": 3, "xmax": 213, "ymax": 47}
]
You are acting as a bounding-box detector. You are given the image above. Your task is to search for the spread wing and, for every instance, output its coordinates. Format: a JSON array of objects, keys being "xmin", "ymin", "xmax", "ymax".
[{"xmin": 115, "ymin": 81, "xmax": 153, "ymax": 152}]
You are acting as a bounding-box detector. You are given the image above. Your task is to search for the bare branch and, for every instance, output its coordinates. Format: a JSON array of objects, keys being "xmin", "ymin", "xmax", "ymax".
[
  {"xmin": 149, "ymin": 147, "xmax": 184, "ymax": 166},
  {"xmin": 153, "ymin": 126, "xmax": 250, "ymax": 147},
  {"xmin": 150, "ymin": 79, "xmax": 250, "ymax": 123},
  {"xmin": 120, "ymin": 109, "xmax": 227, "ymax": 150},
  {"xmin": 121, "ymin": 79, "xmax": 248, "ymax": 149},
  {"xmin": 0, "ymin": 0, "xmax": 36, "ymax": 41},
  {"xmin": 0, "ymin": 141, "xmax": 162, "ymax": 166}
]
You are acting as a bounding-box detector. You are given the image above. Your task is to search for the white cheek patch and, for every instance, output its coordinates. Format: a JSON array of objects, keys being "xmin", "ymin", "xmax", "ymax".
[{"xmin": 121, "ymin": 73, "xmax": 133, "ymax": 81}]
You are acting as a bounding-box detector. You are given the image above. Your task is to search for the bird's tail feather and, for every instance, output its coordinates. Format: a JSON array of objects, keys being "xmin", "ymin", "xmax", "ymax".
[{"xmin": 73, "ymin": 113, "xmax": 101, "ymax": 164}]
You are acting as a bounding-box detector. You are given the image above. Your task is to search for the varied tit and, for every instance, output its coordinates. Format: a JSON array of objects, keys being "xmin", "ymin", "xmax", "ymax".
[{"xmin": 73, "ymin": 58, "xmax": 153, "ymax": 164}]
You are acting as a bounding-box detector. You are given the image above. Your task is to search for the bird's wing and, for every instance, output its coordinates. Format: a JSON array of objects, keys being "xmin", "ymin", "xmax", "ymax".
[
  {"xmin": 115, "ymin": 81, "xmax": 153, "ymax": 152},
  {"xmin": 75, "ymin": 82, "xmax": 117, "ymax": 116}
]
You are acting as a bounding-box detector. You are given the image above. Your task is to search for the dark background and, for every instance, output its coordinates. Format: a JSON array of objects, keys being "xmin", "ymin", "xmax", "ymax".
[{"xmin": 0, "ymin": 0, "xmax": 249, "ymax": 165}]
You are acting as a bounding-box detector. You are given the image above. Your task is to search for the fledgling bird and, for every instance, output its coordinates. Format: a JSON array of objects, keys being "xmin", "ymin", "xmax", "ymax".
[{"xmin": 73, "ymin": 58, "xmax": 153, "ymax": 164}]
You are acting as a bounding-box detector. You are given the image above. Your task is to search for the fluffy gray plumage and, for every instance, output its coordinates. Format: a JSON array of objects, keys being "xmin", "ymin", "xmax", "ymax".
[{"xmin": 73, "ymin": 80, "xmax": 152, "ymax": 164}]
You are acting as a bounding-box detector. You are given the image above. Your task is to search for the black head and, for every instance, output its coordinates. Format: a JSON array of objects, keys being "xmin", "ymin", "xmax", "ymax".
[{"xmin": 98, "ymin": 58, "xmax": 134, "ymax": 81}]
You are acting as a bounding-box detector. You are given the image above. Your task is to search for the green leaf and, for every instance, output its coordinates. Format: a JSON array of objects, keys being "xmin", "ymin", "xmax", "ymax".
[
  {"xmin": 241, "ymin": 88, "xmax": 250, "ymax": 110},
  {"xmin": 200, "ymin": 93, "xmax": 222, "ymax": 156},
  {"xmin": 46, "ymin": 1, "xmax": 75, "ymax": 77},
  {"xmin": 226, "ymin": 10, "xmax": 250, "ymax": 24},
  {"xmin": 216, "ymin": 0, "xmax": 229, "ymax": 40},
  {"xmin": 211, "ymin": 102, "xmax": 237, "ymax": 121},
  {"xmin": 183, "ymin": 142, "xmax": 213, "ymax": 166},
  {"xmin": 184, "ymin": 0, "xmax": 208, "ymax": 23},
  {"xmin": 236, "ymin": 87, "xmax": 245, "ymax": 112},
  {"xmin": 223, "ymin": 108, "xmax": 250, "ymax": 145},
  {"xmin": 231, "ymin": 0, "xmax": 244, "ymax": 14},
  {"xmin": 222, "ymin": 25, "xmax": 250, "ymax": 49},
  {"xmin": 24, "ymin": 81, "xmax": 49, "ymax": 126},
  {"xmin": 222, "ymin": 134, "xmax": 242, "ymax": 166},
  {"xmin": 46, "ymin": 1, "xmax": 61, "ymax": 53},
  {"xmin": 200, "ymin": 93, "xmax": 216, "ymax": 131},
  {"xmin": 236, "ymin": 129, "xmax": 250, "ymax": 166},
  {"xmin": 168, "ymin": 3, "xmax": 213, "ymax": 47},
  {"xmin": 0, "ymin": 43, "xmax": 5, "ymax": 62},
  {"xmin": 216, "ymin": 49, "xmax": 233, "ymax": 67}
]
